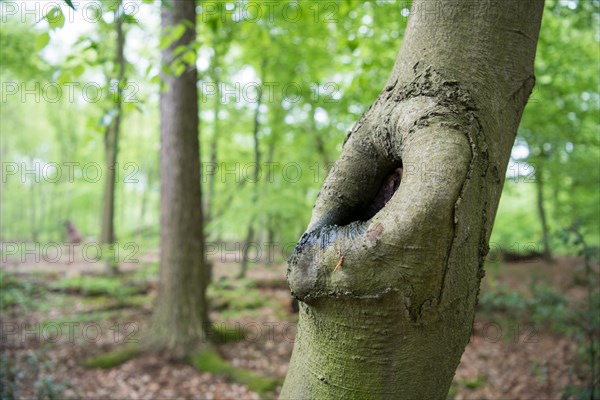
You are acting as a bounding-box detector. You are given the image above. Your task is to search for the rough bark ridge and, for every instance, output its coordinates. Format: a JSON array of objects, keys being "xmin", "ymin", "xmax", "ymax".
[
  {"xmin": 148, "ymin": 0, "xmax": 210, "ymax": 357},
  {"xmin": 282, "ymin": 1, "xmax": 544, "ymax": 398}
]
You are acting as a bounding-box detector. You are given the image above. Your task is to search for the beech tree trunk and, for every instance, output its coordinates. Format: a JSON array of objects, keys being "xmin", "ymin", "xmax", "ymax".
[
  {"xmin": 147, "ymin": 0, "xmax": 210, "ymax": 357},
  {"xmin": 282, "ymin": 1, "xmax": 544, "ymax": 398}
]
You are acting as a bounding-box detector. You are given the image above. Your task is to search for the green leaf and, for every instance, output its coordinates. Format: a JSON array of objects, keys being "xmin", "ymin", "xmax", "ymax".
[
  {"xmin": 182, "ymin": 50, "xmax": 196, "ymax": 66},
  {"xmin": 35, "ymin": 32, "xmax": 50, "ymax": 50},
  {"xmin": 64, "ymin": 0, "xmax": 76, "ymax": 10},
  {"xmin": 57, "ymin": 71, "xmax": 72, "ymax": 85},
  {"xmin": 160, "ymin": 24, "xmax": 186, "ymax": 49},
  {"xmin": 73, "ymin": 65, "xmax": 85, "ymax": 78},
  {"xmin": 46, "ymin": 7, "xmax": 65, "ymax": 30},
  {"xmin": 123, "ymin": 14, "xmax": 138, "ymax": 24},
  {"xmin": 173, "ymin": 62, "xmax": 186, "ymax": 77}
]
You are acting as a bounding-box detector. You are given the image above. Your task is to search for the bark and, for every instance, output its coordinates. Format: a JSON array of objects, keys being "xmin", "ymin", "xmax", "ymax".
[
  {"xmin": 282, "ymin": 1, "xmax": 544, "ymax": 398},
  {"xmin": 147, "ymin": 0, "xmax": 211, "ymax": 357},
  {"xmin": 100, "ymin": 0, "xmax": 126, "ymax": 274}
]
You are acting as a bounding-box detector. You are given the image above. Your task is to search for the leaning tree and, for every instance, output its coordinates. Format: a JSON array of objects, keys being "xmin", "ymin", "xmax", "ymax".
[{"xmin": 282, "ymin": 0, "xmax": 544, "ymax": 398}]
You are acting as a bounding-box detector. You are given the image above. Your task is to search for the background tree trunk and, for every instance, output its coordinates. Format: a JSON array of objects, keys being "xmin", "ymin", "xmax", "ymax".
[
  {"xmin": 282, "ymin": 1, "xmax": 545, "ymax": 398},
  {"xmin": 147, "ymin": 0, "xmax": 211, "ymax": 358},
  {"xmin": 100, "ymin": 0, "xmax": 125, "ymax": 274},
  {"xmin": 535, "ymin": 165, "xmax": 552, "ymax": 261},
  {"xmin": 206, "ymin": 48, "xmax": 220, "ymax": 228},
  {"xmin": 240, "ymin": 78, "xmax": 264, "ymax": 278}
]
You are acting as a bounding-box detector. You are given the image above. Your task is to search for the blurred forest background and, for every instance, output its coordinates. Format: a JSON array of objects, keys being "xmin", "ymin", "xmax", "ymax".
[{"xmin": 1, "ymin": 0, "xmax": 599, "ymax": 399}]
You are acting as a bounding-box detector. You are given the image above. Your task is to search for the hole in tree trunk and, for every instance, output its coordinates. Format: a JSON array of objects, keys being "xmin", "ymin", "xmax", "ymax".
[
  {"xmin": 306, "ymin": 161, "xmax": 404, "ymax": 234},
  {"xmin": 360, "ymin": 162, "xmax": 403, "ymax": 221}
]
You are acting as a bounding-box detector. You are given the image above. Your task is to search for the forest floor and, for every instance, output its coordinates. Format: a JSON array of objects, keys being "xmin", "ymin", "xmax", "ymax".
[{"xmin": 1, "ymin": 247, "xmax": 598, "ymax": 399}]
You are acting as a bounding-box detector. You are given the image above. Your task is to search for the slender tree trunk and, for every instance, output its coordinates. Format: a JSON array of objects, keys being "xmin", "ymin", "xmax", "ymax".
[
  {"xmin": 310, "ymin": 103, "xmax": 330, "ymax": 168},
  {"xmin": 206, "ymin": 49, "xmax": 220, "ymax": 227},
  {"xmin": 38, "ymin": 182, "xmax": 47, "ymax": 241},
  {"xmin": 0, "ymin": 145, "xmax": 7, "ymax": 241},
  {"xmin": 239, "ymin": 82, "xmax": 263, "ymax": 278},
  {"xmin": 265, "ymin": 117, "xmax": 279, "ymax": 265},
  {"xmin": 147, "ymin": 0, "xmax": 211, "ymax": 357},
  {"xmin": 29, "ymin": 179, "xmax": 38, "ymax": 242},
  {"xmin": 100, "ymin": 0, "xmax": 126, "ymax": 274},
  {"xmin": 137, "ymin": 165, "xmax": 153, "ymax": 239},
  {"xmin": 535, "ymin": 166, "xmax": 552, "ymax": 261},
  {"xmin": 282, "ymin": 1, "xmax": 544, "ymax": 398}
]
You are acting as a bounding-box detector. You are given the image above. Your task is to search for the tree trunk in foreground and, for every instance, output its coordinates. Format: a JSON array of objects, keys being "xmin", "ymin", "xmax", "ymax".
[
  {"xmin": 148, "ymin": 0, "xmax": 210, "ymax": 357},
  {"xmin": 282, "ymin": 1, "xmax": 544, "ymax": 398}
]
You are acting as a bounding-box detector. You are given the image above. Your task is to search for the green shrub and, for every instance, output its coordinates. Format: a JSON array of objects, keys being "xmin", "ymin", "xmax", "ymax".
[{"xmin": 0, "ymin": 271, "xmax": 46, "ymax": 310}]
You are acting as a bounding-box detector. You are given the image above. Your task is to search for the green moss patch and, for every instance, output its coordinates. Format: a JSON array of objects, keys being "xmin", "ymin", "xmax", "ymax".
[
  {"xmin": 189, "ymin": 350, "xmax": 281, "ymax": 394},
  {"xmin": 49, "ymin": 276, "xmax": 146, "ymax": 297},
  {"xmin": 82, "ymin": 344, "xmax": 140, "ymax": 369},
  {"xmin": 212, "ymin": 324, "xmax": 246, "ymax": 343}
]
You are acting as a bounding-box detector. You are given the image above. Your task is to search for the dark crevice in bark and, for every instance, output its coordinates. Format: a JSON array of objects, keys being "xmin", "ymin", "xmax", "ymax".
[
  {"xmin": 362, "ymin": 164, "xmax": 403, "ymax": 221},
  {"xmin": 289, "ymin": 159, "xmax": 403, "ymax": 284},
  {"xmin": 310, "ymin": 161, "xmax": 404, "ymax": 233}
]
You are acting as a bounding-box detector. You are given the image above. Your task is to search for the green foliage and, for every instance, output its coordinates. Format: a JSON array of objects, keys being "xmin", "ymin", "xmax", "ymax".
[
  {"xmin": 49, "ymin": 275, "xmax": 146, "ymax": 300},
  {"xmin": 463, "ymin": 375, "xmax": 488, "ymax": 390},
  {"xmin": 562, "ymin": 383, "xmax": 598, "ymax": 400},
  {"xmin": 492, "ymin": 0, "xmax": 600, "ymax": 251},
  {"xmin": 478, "ymin": 279, "xmax": 529, "ymax": 315},
  {"xmin": 0, "ymin": 351, "xmax": 74, "ymax": 400},
  {"xmin": 1, "ymin": 0, "xmax": 595, "ymax": 260},
  {"xmin": 64, "ymin": 0, "xmax": 76, "ymax": 10},
  {"xmin": 189, "ymin": 350, "xmax": 281, "ymax": 394},
  {"xmin": 208, "ymin": 277, "xmax": 266, "ymax": 315},
  {"xmin": 40, "ymin": 310, "xmax": 128, "ymax": 331},
  {"xmin": 478, "ymin": 278, "xmax": 579, "ymax": 333},
  {"xmin": 489, "ymin": 180, "xmax": 544, "ymax": 251},
  {"xmin": 529, "ymin": 283, "xmax": 573, "ymax": 333},
  {"xmin": 133, "ymin": 262, "xmax": 159, "ymax": 280},
  {"xmin": 447, "ymin": 375, "xmax": 488, "ymax": 399},
  {"xmin": 0, "ymin": 271, "xmax": 46, "ymax": 311},
  {"xmin": 212, "ymin": 323, "xmax": 246, "ymax": 344}
]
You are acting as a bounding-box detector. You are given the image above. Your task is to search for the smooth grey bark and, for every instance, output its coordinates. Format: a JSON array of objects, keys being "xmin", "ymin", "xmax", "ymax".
[
  {"xmin": 147, "ymin": 0, "xmax": 211, "ymax": 357},
  {"xmin": 282, "ymin": 1, "xmax": 544, "ymax": 398}
]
